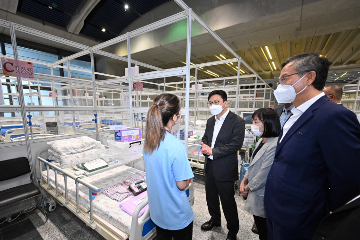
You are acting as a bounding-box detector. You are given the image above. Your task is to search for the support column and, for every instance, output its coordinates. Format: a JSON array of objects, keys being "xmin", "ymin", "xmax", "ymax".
[
  {"xmin": 184, "ymin": 9, "xmax": 192, "ymax": 154},
  {"xmin": 9, "ymin": 23, "xmax": 34, "ymax": 177},
  {"xmin": 90, "ymin": 49, "xmax": 99, "ymax": 140}
]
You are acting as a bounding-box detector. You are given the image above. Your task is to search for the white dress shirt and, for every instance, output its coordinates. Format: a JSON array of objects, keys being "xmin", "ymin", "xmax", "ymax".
[
  {"xmin": 209, "ymin": 109, "xmax": 229, "ymax": 159},
  {"xmin": 280, "ymin": 92, "xmax": 325, "ymax": 142}
]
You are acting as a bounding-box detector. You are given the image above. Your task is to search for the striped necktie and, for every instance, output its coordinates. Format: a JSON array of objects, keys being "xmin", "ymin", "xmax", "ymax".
[{"xmin": 280, "ymin": 109, "xmax": 292, "ymax": 128}]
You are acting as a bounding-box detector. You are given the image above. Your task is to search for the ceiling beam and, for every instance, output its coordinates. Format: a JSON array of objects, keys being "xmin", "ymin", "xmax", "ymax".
[
  {"xmin": 0, "ymin": 0, "xmax": 18, "ymax": 14},
  {"xmin": 67, "ymin": 0, "xmax": 101, "ymax": 34},
  {"xmin": 326, "ymin": 31, "xmax": 348, "ymax": 59},
  {"xmin": 331, "ymin": 30, "xmax": 360, "ymax": 65},
  {"xmin": 301, "ymin": 38, "xmax": 307, "ymax": 54},
  {"xmin": 343, "ymin": 47, "xmax": 360, "ymax": 65},
  {"xmin": 245, "ymin": 49, "xmax": 265, "ymax": 72},
  {"xmin": 287, "ymin": 41, "xmax": 292, "ymax": 58},
  {"xmin": 315, "ymin": 35, "xmax": 326, "ymax": 54},
  {"xmin": 272, "ymin": 44, "xmax": 281, "ymax": 70}
]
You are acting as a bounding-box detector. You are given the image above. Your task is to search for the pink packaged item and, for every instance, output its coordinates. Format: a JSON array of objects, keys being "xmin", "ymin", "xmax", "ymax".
[{"xmin": 119, "ymin": 191, "xmax": 149, "ymax": 217}]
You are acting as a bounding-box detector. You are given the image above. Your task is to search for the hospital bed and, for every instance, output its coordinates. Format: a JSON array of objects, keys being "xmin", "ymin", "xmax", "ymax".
[
  {"xmin": 1, "ymin": 124, "xmax": 23, "ymax": 137},
  {"xmin": 4, "ymin": 127, "xmax": 44, "ymax": 142},
  {"xmin": 36, "ymin": 156, "xmax": 194, "ymax": 240}
]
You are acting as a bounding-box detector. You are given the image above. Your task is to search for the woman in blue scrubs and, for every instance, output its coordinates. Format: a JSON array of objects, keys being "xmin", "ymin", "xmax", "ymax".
[{"xmin": 143, "ymin": 93, "xmax": 194, "ymax": 240}]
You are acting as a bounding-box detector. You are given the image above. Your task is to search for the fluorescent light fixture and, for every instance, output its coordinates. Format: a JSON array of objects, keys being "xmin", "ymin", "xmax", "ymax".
[
  {"xmin": 220, "ymin": 54, "xmax": 226, "ymax": 59},
  {"xmin": 240, "ymin": 69, "xmax": 245, "ymax": 73},
  {"xmin": 265, "ymin": 46, "xmax": 272, "ymax": 59},
  {"xmin": 124, "ymin": 4, "xmax": 129, "ymax": 10},
  {"xmin": 199, "ymin": 67, "xmax": 203, "ymax": 69},
  {"xmin": 102, "ymin": 28, "xmax": 106, "ymax": 32},
  {"xmin": 230, "ymin": 62, "xmax": 233, "ymax": 65},
  {"xmin": 272, "ymin": 62, "xmax": 276, "ymax": 70},
  {"xmin": 206, "ymin": 70, "xmax": 219, "ymax": 77},
  {"xmin": 334, "ymin": 72, "xmax": 347, "ymax": 81}
]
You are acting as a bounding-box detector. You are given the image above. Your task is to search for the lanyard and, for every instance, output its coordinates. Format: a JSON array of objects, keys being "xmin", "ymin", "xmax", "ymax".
[{"xmin": 165, "ymin": 129, "xmax": 170, "ymax": 133}]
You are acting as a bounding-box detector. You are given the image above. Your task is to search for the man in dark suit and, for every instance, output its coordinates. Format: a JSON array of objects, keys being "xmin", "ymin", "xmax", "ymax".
[
  {"xmin": 313, "ymin": 195, "xmax": 360, "ymax": 240},
  {"xmin": 200, "ymin": 90, "xmax": 245, "ymax": 240},
  {"xmin": 323, "ymin": 85, "xmax": 343, "ymax": 105},
  {"xmin": 264, "ymin": 53, "xmax": 360, "ymax": 240}
]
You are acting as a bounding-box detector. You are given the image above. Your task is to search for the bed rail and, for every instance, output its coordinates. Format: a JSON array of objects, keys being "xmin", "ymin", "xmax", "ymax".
[
  {"xmin": 37, "ymin": 157, "xmax": 100, "ymax": 224},
  {"xmin": 37, "ymin": 156, "xmax": 154, "ymax": 240}
]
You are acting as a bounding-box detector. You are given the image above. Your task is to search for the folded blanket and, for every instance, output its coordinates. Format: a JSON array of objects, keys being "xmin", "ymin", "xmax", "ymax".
[
  {"xmin": 119, "ymin": 191, "xmax": 149, "ymax": 217},
  {"xmin": 102, "ymin": 173, "xmax": 146, "ymax": 202},
  {"xmin": 47, "ymin": 136, "xmax": 101, "ymax": 156},
  {"xmin": 48, "ymin": 147, "xmax": 105, "ymax": 169}
]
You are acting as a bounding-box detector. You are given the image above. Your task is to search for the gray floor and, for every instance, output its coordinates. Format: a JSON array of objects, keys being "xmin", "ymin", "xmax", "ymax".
[{"xmin": 28, "ymin": 179, "xmax": 258, "ymax": 240}]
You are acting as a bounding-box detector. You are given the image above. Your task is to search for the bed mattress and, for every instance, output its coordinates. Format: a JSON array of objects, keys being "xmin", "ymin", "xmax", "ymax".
[{"xmin": 41, "ymin": 165, "xmax": 146, "ymax": 235}]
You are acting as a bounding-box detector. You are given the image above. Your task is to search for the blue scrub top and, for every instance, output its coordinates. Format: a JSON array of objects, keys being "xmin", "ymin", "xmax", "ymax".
[{"xmin": 143, "ymin": 132, "xmax": 194, "ymax": 230}]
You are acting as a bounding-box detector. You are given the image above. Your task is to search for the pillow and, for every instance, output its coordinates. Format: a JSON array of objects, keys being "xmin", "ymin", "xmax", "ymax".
[{"xmin": 47, "ymin": 136, "xmax": 101, "ymax": 156}]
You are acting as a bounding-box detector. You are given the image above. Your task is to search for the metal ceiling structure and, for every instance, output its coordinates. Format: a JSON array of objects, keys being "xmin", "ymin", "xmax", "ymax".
[
  {"xmin": 17, "ymin": 0, "xmax": 171, "ymax": 41},
  {"xmin": 156, "ymin": 29, "xmax": 360, "ymax": 84},
  {"xmin": 2, "ymin": 0, "xmax": 360, "ymax": 85}
]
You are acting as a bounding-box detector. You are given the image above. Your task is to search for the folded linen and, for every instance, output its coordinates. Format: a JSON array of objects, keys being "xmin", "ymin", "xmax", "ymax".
[
  {"xmin": 47, "ymin": 136, "xmax": 101, "ymax": 156},
  {"xmin": 119, "ymin": 191, "xmax": 148, "ymax": 217},
  {"xmin": 48, "ymin": 147, "xmax": 104, "ymax": 169}
]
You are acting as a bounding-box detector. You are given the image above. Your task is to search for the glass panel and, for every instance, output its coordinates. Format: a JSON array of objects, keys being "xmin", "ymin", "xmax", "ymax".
[{"xmin": 4, "ymin": 43, "xmax": 60, "ymax": 76}]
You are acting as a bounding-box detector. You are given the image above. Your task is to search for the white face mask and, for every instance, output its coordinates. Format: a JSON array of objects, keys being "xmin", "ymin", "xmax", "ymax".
[
  {"xmin": 251, "ymin": 125, "xmax": 263, "ymax": 137},
  {"xmin": 274, "ymin": 73, "xmax": 309, "ymax": 104},
  {"xmin": 209, "ymin": 104, "xmax": 225, "ymax": 116}
]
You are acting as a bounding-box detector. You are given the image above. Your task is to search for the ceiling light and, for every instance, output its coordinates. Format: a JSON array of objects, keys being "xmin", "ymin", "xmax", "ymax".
[
  {"xmin": 265, "ymin": 46, "xmax": 272, "ymax": 59},
  {"xmin": 240, "ymin": 69, "xmax": 245, "ymax": 73},
  {"xmin": 220, "ymin": 54, "xmax": 226, "ymax": 59},
  {"xmin": 124, "ymin": 4, "xmax": 129, "ymax": 10},
  {"xmin": 206, "ymin": 70, "xmax": 219, "ymax": 77},
  {"xmin": 334, "ymin": 72, "xmax": 347, "ymax": 81},
  {"xmin": 102, "ymin": 28, "xmax": 106, "ymax": 32},
  {"xmin": 272, "ymin": 62, "xmax": 276, "ymax": 70},
  {"xmin": 230, "ymin": 62, "xmax": 233, "ymax": 65},
  {"xmin": 48, "ymin": 6, "xmax": 53, "ymax": 9}
]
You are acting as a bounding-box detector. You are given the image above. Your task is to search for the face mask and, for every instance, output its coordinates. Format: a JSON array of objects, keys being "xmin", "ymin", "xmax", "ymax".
[
  {"xmin": 251, "ymin": 125, "xmax": 263, "ymax": 137},
  {"xmin": 209, "ymin": 104, "xmax": 224, "ymax": 115},
  {"xmin": 274, "ymin": 73, "xmax": 308, "ymax": 104}
]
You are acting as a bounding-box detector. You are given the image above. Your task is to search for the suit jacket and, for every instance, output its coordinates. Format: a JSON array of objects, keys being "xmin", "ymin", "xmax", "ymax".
[
  {"xmin": 274, "ymin": 105, "xmax": 283, "ymax": 117},
  {"xmin": 202, "ymin": 111, "xmax": 245, "ymax": 181},
  {"xmin": 264, "ymin": 96, "xmax": 360, "ymax": 239},
  {"xmin": 243, "ymin": 137, "xmax": 278, "ymax": 218},
  {"xmin": 313, "ymin": 196, "xmax": 360, "ymax": 240}
]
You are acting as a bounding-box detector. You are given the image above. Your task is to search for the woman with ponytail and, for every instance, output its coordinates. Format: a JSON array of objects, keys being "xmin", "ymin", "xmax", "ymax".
[{"xmin": 143, "ymin": 93, "xmax": 194, "ymax": 240}]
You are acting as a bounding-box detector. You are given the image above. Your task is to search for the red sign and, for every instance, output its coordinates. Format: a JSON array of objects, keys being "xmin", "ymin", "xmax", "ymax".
[
  {"xmin": 1, "ymin": 57, "xmax": 34, "ymax": 78},
  {"xmin": 132, "ymin": 82, "xmax": 143, "ymax": 91}
]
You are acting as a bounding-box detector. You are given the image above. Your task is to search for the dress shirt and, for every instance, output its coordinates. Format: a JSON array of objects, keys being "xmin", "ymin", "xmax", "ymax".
[
  {"xmin": 209, "ymin": 109, "xmax": 229, "ymax": 159},
  {"xmin": 337, "ymin": 102, "xmax": 342, "ymax": 105},
  {"xmin": 280, "ymin": 92, "xmax": 325, "ymax": 142}
]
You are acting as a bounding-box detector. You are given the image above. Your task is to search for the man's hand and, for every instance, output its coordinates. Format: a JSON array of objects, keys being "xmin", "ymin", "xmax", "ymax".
[
  {"xmin": 201, "ymin": 142, "xmax": 213, "ymax": 155},
  {"xmin": 240, "ymin": 178, "xmax": 249, "ymax": 197}
]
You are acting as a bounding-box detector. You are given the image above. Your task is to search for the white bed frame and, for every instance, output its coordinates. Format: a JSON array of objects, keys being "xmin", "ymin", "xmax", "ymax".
[{"xmin": 37, "ymin": 156, "xmax": 194, "ymax": 240}]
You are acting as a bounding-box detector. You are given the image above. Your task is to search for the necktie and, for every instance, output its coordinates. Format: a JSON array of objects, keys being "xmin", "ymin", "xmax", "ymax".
[{"xmin": 280, "ymin": 109, "xmax": 291, "ymax": 128}]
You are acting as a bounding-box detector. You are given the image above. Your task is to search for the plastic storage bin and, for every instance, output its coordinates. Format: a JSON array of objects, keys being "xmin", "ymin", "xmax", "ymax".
[{"xmin": 107, "ymin": 139, "xmax": 143, "ymax": 162}]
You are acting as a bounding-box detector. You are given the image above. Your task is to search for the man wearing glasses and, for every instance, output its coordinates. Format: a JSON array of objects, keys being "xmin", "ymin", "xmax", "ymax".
[
  {"xmin": 200, "ymin": 90, "xmax": 245, "ymax": 240},
  {"xmin": 264, "ymin": 53, "xmax": 360, "ymax": 240}
]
